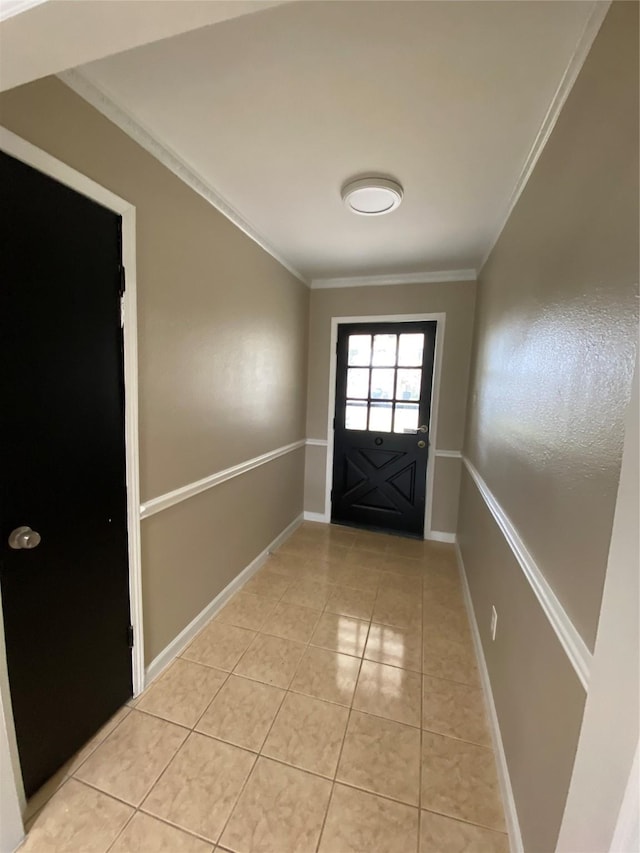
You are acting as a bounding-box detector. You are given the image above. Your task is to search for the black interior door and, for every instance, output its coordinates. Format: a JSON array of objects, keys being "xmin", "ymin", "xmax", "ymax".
[
  {"xmin": 0, "ymin": 151, "xmax": 132, "ymax": 798},
  {"xmin": 331, "ymin": 321, "xmax": 437, "ymax": 537}
]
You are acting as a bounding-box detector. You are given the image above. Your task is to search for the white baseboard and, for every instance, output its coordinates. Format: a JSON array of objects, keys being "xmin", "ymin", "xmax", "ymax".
[
  {"xmin": 426, "ymin": 530, "xmax": 457, "ymax": 543},
  {"xmin": 303, "ymin": 511, "xmax": 329, "ymax": 523},
  {"xmin": 455, "ymin": 543, "xmax": 524, "ymax": 853},
  {"xmin": 144, "ymin": 513, "xmax": 303, "ymax": 686}
]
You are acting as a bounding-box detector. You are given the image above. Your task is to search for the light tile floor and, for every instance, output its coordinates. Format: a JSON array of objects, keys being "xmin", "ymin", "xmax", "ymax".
[{"xmin": 20, "ymin": 522, "xmax": 509, "ymax": 853}]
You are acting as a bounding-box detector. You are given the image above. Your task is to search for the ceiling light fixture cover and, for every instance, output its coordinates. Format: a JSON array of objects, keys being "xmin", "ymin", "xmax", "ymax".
[{"xmin": 341, "ymin": 176, "xmax": 403, "ymax": 216}]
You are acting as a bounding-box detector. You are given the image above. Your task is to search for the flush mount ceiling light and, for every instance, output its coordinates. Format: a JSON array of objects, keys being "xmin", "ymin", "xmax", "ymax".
[{"xmin": 341, "ymin": 176, "xmax": 403, "ymax": 216}]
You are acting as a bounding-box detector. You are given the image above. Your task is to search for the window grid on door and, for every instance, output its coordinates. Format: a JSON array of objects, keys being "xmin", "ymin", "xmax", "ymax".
[{"xmin": 344, "ymin": 332, "xmax": 425, "ymax": 432}]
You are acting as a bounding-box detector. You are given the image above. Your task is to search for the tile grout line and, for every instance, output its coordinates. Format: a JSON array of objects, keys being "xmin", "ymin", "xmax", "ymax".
[
  {"xmin": 73, "ymin": 762, "xmax": 508, "ymax": 846},
  {"xmin": 28, "ymin": 529, "xmax": 497, "ymax": 849},
  {"xmin": 95, "ymin": 657, "xmax": 237, "ymax": 849},
  {"xmin": 314, "ymin": 781, "xmax": 337, "ymax": 853},
  {"xmin": 184, "ymin": 606, "xmax": 482, "ymax": 693},
  {"xmin": 238, "ymin": 533, "xmax": 505, "ymax": 841},
  {"xmin": 143, "ymin": 537, "xmax": 425, "ymax": 845},
  {"xmin": 137, "ymin": 805, "xmax": 219, "ymax": 846},
  {"xmin": 134, "ymin": 665, "xmax": 242, "ymax": 849},
  {"xmin": 103, "ymin": 799, "xmax": 139, "ymax": 853},
  {"xmin": 257, "ymin": 537, "xmax": 386, "ymax": 852},
  {"xmin": 207, "ymin": 542, "xmax": 370, "ymax": 850},
  {"xmin": 160, "ymin": 537, "xmax": 501, "ymax": 835},
  {"xmin": 22, "ymin": 705, "xmax": 135, "ymax": 831},
  {"xmin": 140, "ymin": 695, "xmax": 494, "ymax": 751},
  {"xmin": 314, "ymin": 614, "xmax": 374, "ymax": 853}
]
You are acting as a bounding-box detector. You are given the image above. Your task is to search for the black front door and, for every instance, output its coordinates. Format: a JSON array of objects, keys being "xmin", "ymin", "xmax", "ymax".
[
  {"xmin": 0, "ymin": 151, "xmax": 132, "ymax": 798},
  {"xmin": 331, "ymin": 321, "xmax": 437, "ymax": 537}
]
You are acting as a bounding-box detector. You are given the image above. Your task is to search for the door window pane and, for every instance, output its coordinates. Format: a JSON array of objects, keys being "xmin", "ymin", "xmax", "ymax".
[
  {"xmin": 348, "ymin": 334, "xmax": 371, "ymax": 366},
  {"xmin": 345, "ymin": 400, "xmax": 368, "ymax": 430},
  {"xmin": 398, "ymin": 333, "xmax": 424, "ymax": 366},
  {"xmin": 370, "ymin": 368, "xmax": 395, "ymax": 400},
  {"xmin": 346, "ymin": 368, "xmax": 370, "ymax": 399},
  {"xmin": 394, "ymin": 403, "xmax": 419, "ymax": 433},
  {"xmin": 372, "ymin": 334, "xmax": 397, "ymax": 366},
  {"xmin": 369, "ymin": 401, "xmax": 392, "ymax": 432},
  {"xmin": 396, "ymin": 369, "xmax": 421, "ymax": 401}
]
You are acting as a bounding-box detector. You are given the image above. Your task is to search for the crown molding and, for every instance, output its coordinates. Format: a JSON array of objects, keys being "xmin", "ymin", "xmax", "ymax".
[
  {"xmin": 59, "ymin": 0, "xmax": 609, "ymax": 292},
  {"xmin": 0, "ymin": 0, "xmax": 47, "ymax": 22},
  {"xmin": 310, "ymin": 269, "xmax": 477, "ymax": 290},
  {"xmin": 58, "ymin": 68, "xmax": 309, "ymax": 286},
  {"xmin": 479, "ymin": 0, "xmax": 611, "ymax": 273}
]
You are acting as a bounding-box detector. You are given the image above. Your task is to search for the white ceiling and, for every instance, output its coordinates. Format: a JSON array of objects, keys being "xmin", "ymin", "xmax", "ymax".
[{"xmin": 72, "ymin": 1, "xmax": 601, "ymax": 282}]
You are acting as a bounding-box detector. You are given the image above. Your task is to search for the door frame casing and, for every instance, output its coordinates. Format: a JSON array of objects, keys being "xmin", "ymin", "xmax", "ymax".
[
  {"xmin": 324, "ymin": 313, "xmax": 446, "ymax": 539},
  {"xmin": 0, "ymin": 127, "xmax": 144, "ymax": 826}
]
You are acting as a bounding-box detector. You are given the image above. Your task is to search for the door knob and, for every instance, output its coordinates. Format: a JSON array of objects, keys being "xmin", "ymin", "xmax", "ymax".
[
  {"xmin": 418, "ymin": 425, "xmax": 429, "ymax": 433},
  {"xmin": 8, "ymin": 526, "xmax": 41, "ymax": 550},
  {"xmin": 417, "ymin": 440, "xmax": 426, "ymax": 448}
]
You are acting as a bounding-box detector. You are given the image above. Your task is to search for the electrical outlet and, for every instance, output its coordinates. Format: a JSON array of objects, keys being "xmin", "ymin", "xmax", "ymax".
[{"xmin": 490, "ymin": 606, "xmax": 498, "ymax": 641}]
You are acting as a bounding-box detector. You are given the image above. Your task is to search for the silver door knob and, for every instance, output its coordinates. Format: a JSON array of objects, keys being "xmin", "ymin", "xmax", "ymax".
[
  {"xmin": 418, "ymin": 425, "xmax": 429, "ymax": 433},
  {"xmin": 417, "ymin": 440, "xmax": 426, "ymax": 448},
  {"xmin": 8, "ymin": 526, "xmax": 41, "ymax": 550}
]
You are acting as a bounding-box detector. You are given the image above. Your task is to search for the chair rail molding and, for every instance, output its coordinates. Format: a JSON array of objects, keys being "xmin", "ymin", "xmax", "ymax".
[
  {"xmin": 462, "ymin": 455, "xmax": 592, "ymax": 689},
  {"xmin": 140, "ymin": 439, "xmax": 306, "ymax": 519}
]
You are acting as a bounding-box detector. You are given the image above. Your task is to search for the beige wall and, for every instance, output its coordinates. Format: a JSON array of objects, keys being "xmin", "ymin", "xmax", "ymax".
[
  {"xmin": 0, "ymin": 77, "xmax": 309, "ymax": 664},
  {"xmin": 557, "ymin": 353, "xmax": 638, "ymax": 852},
  {"xmin": 459, "ymin": 3, "xmax": 639, "ymax": 851},
  {"xmin": 458, "ymin": 471, "xmax": 586, "ymax": 853},
  {"xmin": 142, "ymin": 449, "xmax": 304, "ymax": 661},
  {"xmin": 305, "ymin": 282, "xmax": 476, "ymax": 533},
  {"xmin": 463, "ymin": 0, "xmax": 639, "ymax": 650}
]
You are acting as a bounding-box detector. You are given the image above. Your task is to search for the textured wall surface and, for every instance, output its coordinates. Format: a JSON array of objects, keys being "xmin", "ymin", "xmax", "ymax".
[
  {"xmin": 463, "ymin": 1, "xmax": 639, "ymax": 650},
  {"xmin": 459, "ymin": 3, "xmax": 639, "ymax": 850},
  {"xmin": 458, "ymin": 470, "xmax": 586, "ymax": 853},
  {"xmin": 142, "ymin": 449, "xmax": 304, "ymax": 661},
  {"xmin": 556, "ymin": 355, "xmax": 639, "ymax": 852},
  {"xmin": 0, "ymin": 77, "xmax": 309, "ymax": 664}
]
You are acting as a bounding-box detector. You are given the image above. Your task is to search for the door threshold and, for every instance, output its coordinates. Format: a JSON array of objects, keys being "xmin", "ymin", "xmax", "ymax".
[{"xmin": 330, "ymin": 519, "xmax": 424, "ymax": 540}]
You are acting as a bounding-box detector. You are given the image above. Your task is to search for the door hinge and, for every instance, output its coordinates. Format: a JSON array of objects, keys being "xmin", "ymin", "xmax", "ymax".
[
  {"xmin": 119, "ymin": 266, "xmax": 126, "ymax": 298},
  {"xmin": 127, "ymin": 625, "xmax": 134, "ymax": 648}
]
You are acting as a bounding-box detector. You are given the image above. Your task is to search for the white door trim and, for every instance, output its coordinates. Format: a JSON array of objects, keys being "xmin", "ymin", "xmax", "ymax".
[
  {"xmin": 324, "ymin": 313, "xmax": 446, "ymax": 539},
  {"xmin": 0, "ymin": 127, "xmax": 143, "ymax": 833},
  {"xmin": 609, "ymin": 744, "xmax": 639, "ymax": 852}
]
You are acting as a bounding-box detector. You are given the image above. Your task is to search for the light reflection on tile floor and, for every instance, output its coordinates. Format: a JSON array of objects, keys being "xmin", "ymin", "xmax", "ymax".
[{"xmin": 20, "ymin": 522, "xmax": 509, "ymax": 853}]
